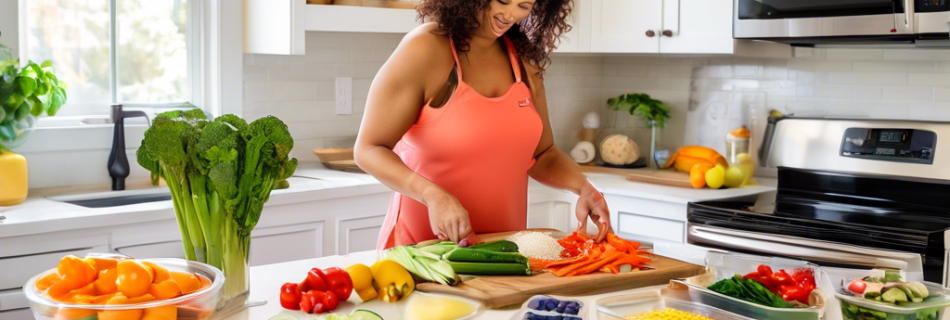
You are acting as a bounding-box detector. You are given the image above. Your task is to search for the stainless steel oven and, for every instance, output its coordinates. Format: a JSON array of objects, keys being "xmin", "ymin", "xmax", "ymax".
[{"xmin": 734, "ymin": 0, "xmax": 950, "ymax": 46}]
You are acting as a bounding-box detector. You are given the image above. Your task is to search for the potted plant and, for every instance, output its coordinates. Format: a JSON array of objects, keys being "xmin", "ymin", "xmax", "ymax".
[
  {"xmin": 606, "ymin": 93, "xmax": 670, "ymax": 168},
  {"xmin": 0, "ymin": 58, "xmax": 67, "ymax": 206}
]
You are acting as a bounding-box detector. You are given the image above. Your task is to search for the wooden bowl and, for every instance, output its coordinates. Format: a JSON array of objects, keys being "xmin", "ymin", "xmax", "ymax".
[{"xmin": 313, "ymin": 148, "xmax": 354, "ymax": 163}]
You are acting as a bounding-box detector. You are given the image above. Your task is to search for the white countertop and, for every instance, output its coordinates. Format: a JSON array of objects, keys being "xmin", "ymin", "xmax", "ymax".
[
  {"xmin": 0, "ymin": 163, "xmax": 776, "ymax": 239},
  {"xmin": 219, "ymin": 250, "xmax": 671, "ymax": 320}
]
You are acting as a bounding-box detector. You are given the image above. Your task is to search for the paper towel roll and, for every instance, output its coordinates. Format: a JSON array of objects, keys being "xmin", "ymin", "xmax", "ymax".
[{"xmin": 570, "ymin": 141, "xmax": 596, "ymax": 163}]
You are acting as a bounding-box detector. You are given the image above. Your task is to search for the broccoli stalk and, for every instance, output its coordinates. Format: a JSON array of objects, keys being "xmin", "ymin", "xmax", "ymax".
[{"xmin": 136, "ymin": 111, "xmax": 296, "ymax": 306}]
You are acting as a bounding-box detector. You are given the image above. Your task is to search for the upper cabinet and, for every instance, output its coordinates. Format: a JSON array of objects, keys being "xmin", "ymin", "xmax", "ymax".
[
  {"xmin": 589, "ymin": 0, "xmax": 735, "ymax": 54},
  {"xmin": 590, "ymin": 0, "xmax": 663, "ymax": 53},
  {"xmin": 244, "ymin": 0, "xmax": 306, "ymax": 55},
  {"xmin": 555, "ymin": 0, "xmax": 592, "ymax": 53}
]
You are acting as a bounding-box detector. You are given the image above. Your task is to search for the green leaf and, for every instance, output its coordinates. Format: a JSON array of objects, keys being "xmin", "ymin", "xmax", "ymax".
[
  {"xmin": 49, "ymin": 87, "xmax": 65, "ymax": 116},
  {"xmin": 46, "ymin": 72, "xmax": 59, "ymax": 86},
  {"xmin": 29, "ymin": 62, "xmax": 43, "ymax": 77},
  {"xmin": 15, "ymin": 100, "xmax": 29, "ymax": 121},
  {"xmin": 15, "ymin": 76, "xmax": 36, "ymax": 96},
  {"xmin": 0, "ymin": 106, "xmax": 6, "ymax": 124},
  {"xmin": 5, "ymin": 93, "xmax": 23, "ymax": 112},
  {"xmin": 36, "ymin": 77, "xmax": 50, "ymax": 95},
  {"xmin": 0, "ymin": 125, "xmax": 14, "ymax": 141},
  {"xmin": 29, "ymin": 96, "xmax": 43, "ymax": 117},
  {"xmin": 40, "ymin": 60, "xmax": 53, "ymax": 68}
]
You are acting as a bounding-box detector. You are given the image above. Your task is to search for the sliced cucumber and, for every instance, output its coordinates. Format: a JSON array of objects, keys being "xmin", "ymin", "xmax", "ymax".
[
  {"xmin": 443, "ymin": 247, "xmax": 529, "ymax": 264},
  {"xmin": 469, "ymin": 240, "xmax": 519, "ymax": 252},
  {"xmin": 448, "ymin": 261, "xmax": 531, "ymax": 275},
  {"xmin": 267, "ymin": 313, "xmax": 299, "ymax": 320},
  {"xmin": 350, "ymin": 309, "xmax": 384, "ymax": 320}
]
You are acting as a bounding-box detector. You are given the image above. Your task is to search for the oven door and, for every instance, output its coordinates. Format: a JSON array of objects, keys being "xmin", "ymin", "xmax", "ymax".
[
  {"xmin": 734, "ymin": 0, "xmax": 916, "ymax": 39},
  {"xmin": 685, "ymin": 224, "xmax": 932, "ymax": 281},
  {"xmin": 917, "ymin": 0, "xmax": 950, "ymax": 35}
]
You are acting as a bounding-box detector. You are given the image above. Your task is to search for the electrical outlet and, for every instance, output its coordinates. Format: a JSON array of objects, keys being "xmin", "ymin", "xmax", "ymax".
[{"xmin": 335, "ymin": 77, "xmax": 353, "ymax": 115}]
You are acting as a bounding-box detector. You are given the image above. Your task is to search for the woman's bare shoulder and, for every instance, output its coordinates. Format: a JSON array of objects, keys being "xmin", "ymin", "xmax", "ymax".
[{"xmin": 394, "ymin": 23, "xmax": 452, "ymax": 62}]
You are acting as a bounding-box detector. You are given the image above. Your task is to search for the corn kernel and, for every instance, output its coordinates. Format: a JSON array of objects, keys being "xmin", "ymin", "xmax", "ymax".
[{"xmin": 624, "ymin": 308, "xmax": 716, "ymax": 320}]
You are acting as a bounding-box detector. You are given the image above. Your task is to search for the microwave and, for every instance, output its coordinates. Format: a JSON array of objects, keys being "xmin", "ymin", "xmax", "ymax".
[{"xmin": 734, "ymin": 0, "xmax": 950, "ymax": 47}]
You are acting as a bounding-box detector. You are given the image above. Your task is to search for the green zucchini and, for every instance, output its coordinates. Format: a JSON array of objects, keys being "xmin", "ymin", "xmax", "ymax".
[
  {"xmin": 469, "ymin": 240, "xmax": 519, "ymax": 252},
  {"xmin": 443, "ymin": 247, "xmax": 528, "ymax": 264},
  {"xmin": 448, "ymin": 261, "xmax": 531, "ymax": 275}
]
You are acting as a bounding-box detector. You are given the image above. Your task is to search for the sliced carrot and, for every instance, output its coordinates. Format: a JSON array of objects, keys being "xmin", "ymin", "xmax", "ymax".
[
  {"xmin": 544, "ymin": 255, "xmax": 592, "ymax": 269},
  {"xmin": 608, "ymin": 255, "xmax": 652, "ymax": 269},
  {"xmin": 91, "ymin": 293, "xmax": 117, "ymax": 304},
  {"xmin": 94, "ymin": 268, "xmax": 118, "ymax": 295},
  {"xmin": 35, "ymin": 272, "xmax": 62, "ymax": 291},
  {"xmin": 170, "ymin": 272, "xmax": 202, "ymax": 295},
  {"xmin": 148, "ymin": 280, "xmax": 182, "ymax": 300},
  {"xmin": 143, "ymin": 262, "xmax": 170, "ymax": 284},
  {"xmin": 529, "ymin": 258, "xmax": 557, "ymax": 270},
  {"xmin": 142, "ymin": 305, "xmax": 177, "ymax": 320},
  {"xmin": 565, "ymin": 252, "xmax": 624, "ymax": 276}
]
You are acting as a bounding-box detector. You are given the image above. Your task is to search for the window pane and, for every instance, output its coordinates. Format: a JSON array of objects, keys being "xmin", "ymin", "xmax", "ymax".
[
  {"xmin": 117, "ymin": 0, "xmax": 190, "ymax": 104},
  {"xmin": 27, "ymin": 0, "xmax": 111, "ymax": 104}
]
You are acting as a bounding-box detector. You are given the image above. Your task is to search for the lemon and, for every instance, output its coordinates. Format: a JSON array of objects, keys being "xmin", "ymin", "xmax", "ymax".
[{"xmin": 705, "ymin": 164, "xmax": 726, "ymax": 189}]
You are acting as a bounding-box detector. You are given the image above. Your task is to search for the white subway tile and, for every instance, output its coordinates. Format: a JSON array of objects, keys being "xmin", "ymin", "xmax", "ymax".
[
  {"xmin": 287, "ymin": 117, "xmax": 364, "ymax": 140},
  {"xmin": 908, "ymin": 73, "xmax": 950, "ymax": 86},
  {"xmin": 245, "ymin": 82, "xmax": 323, "ymax": 102},
  {"xmin": 813, "ymin": 85, "xmax": 882, "ymax": 100},
  {"xmin": 695, "ymin": 65, "xmax": 733, "ymax": 78},
  {"xmin": 244, "ymin": 54, "xmax": 256, "ymax": 66},
  {"xmin": 762, "ymin": 64, "xmax": 788, "ymax": 80},
  {"xmin": 243, "ymin": 66, "xmax": 269, "ymax": 82},
  {"xmin": 289, "ymin": 138, "xmax": 326, "ymax": 160},
  {"xmin": 787, "ymin": 60, "xmax": 853, "ymax": 72},
  {"xmin": 554, "ymin": 57, "xmax": 602, "ymax": 65},
  {"xmin": 883, "ymin": 49, "xmax": 950, "ymax": 61},
  {"xmin": 616, "ymin": 65, "xmax": 651, "ymax": 77},
  {"xmin": 827, "ymin": 72, "xmax": 907, "ymax": 85},
  {"xmin": 324, "ymin": 136, "xmax": 358, "ymax": 148},
  {"xmin": 826, "ymin": 49, "xmax": 883, "ymax": 60},
  {"xmin": 938, "ymin": 62, "xmax": 950, "ymax": 72},
  {"xmin": 883, "ymin": 86, "xmax": 934, "ymax": 101},
  {"xmin": 353, "ymin": 79, "xmax": 373, "ymax": 99},
  {"xmin": 306, "ymin": 32, "xmax": 372, "ymax": 49},
  {"xmin": 268, "ymin": 65, "xmax": 337, "ymax": 82},
  {"xmin": 936, "ymin": 87, "xmax": 950, "ymax": 102},
  {"xmin": 796, "ymin": 85, "xmax": 814, "ymax": 97},
  {"xmin": 601, "ymin": 76, "xmax": 658, "ymax": 90},
  {"xmin": 355, "ymin": 63, "xmax": 385, "ymax": 78},
  {"xmin": 600, "ymin": 64, "xmax": 617, "ymax": 76},
  {"xmin": 251, "ymin": 54, "xmax": 286, "ymax": 67},
  {"xmin": 852, "ymin": 61, "xmax": 936, "ymax": 72},
  {"xmin": 545, "ymin": 63, "xmax": 567, "ymax": 76},
  {"xmin": 565, "ymin": 64, "xmax": 602, "ymax": 76},
  {"xmin": 649, "ymin": 65, "xmax": 694, "ymax": 78}
]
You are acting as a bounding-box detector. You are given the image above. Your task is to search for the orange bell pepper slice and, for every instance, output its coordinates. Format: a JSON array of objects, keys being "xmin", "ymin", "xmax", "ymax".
[{"xmin": 565, "ymin": 252, "xmax": 625, "ymax": 277}]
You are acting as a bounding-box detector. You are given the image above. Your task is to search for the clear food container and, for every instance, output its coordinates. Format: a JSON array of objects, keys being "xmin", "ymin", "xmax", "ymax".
[
  {"xmin": 593, "ymin": 288, "xmax": 756, "ymax": 320},
  {"xmin": 405, "ymin": 291, "xmax": 483, "ymax": 320},
  {"xmin": 24, "ymin": 258, "xmax": 224, "ymax": 320},
  {"xmin": 675, "ymin": 251, "xmax": 823, "ymax": 320},
  {"xmin": 834, "ymin": 280, "xmax": 950, "ymax": 320},
  {"xmin": 509, "ymin": 295, "xmax": 588, "ymax": 320}
]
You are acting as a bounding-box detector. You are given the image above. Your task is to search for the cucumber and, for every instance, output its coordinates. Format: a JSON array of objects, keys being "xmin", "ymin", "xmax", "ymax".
[
  {"xmin": 448, "ymin": 261, "xmax": 531, "ymax": 275},
  {"xmin": 443, "ymin": 247, "xmax": 529, "ymax": 264},
  {"xmin": 350, "ymin": 310, "xmax": 384, "ymax": 320},
  {"xmin": 469, "ymin": 240, "xmax": 519, "ymax": 252}
]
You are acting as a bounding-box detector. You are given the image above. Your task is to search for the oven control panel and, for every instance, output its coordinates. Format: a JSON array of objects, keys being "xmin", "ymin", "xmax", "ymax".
[
  {"xmin": 840, "ymin": 128, "xmax": 937, "ymax": 164},
  {"xmin": 917, "ymin": 0, "xmax": 949, "ymax": 13}
]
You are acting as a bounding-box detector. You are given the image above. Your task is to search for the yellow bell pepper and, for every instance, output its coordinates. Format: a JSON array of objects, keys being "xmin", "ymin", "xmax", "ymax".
[
  {"xmin": 666, "ymin": 146, "xmax": 728, "ymax": 173},
  {"xmin": 347, "ymin": 263, "xmax": 378, "ymax": 302},
  {"xmin": 370, "ymin": 259, "xmax": 414, "ymax": 302},
  {"xmin": 0, "ymin": 151, "xmax": 28, "ymax": 206}
]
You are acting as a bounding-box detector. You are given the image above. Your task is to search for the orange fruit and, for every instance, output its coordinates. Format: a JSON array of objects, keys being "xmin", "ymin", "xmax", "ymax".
[
  {"xmin": 52, "ymin": 282, "xmax": 95, "ymax": 303},
  {"xmin": 54, "ymin": 307, "xmax": 97, "ymax": 319},
  {"xmin": 142, "ymin": 305, "xmax": 177, "ymax": 320},
  {"xmin": 117, "ymin": 261, "xmax": 154, "ymax": 298},
  {"xmin": 142, "ymin": 262, "xmax": 169, "ymax": 284},
  {"xmin": 36, "ymin": 272, "xmax": 62, "ymax": 291},
  {"xmin": 47, "ymin": 278, "xmax": 74, "ymax": 300},
  {"xmin": 91, "ymin": 293, "xmax": 117, "ymax": 304},
  {"xmin": 95, "ymin": 268, "xmax": 118, "ymax": 295},
  {"xmin": 689, "ymin": 163, "xmax": 714, "ymax": 188},
  {"xmin": 197, "ymin": 274, "xmax": 211, "ymax": 289},
  {"xmin": 170, "ymin": 272, "xmax": 202, "ymax": 295},
  {"xmin": 147, "ymin": 280, "xmax": 181, "ymax": 300},
  {"xmin": 108, "ymin": 293, "xmax": 155, "ymax": 304},
  {"xmin": 84, "ymin": 257, "xmax": 119, "ymax": 271},
  {"xmin": 71, "ymin": 294, "xmax": 94, "ymax": 304},
  {"xmin": 58, "ymin": 255, "xmax": 99, "ymax": 290}
]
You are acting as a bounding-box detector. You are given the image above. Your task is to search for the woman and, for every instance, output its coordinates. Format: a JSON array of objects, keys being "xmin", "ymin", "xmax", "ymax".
[{"xmin": 354, "ymin": 0, "xmax": 611, "ymax": 250}]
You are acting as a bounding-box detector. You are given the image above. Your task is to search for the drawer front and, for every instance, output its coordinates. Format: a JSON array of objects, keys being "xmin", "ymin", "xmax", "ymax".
[
  {"xmin": 0, "ymin": 307, "xmax": 33, "ymax": 320},
  {"xmin": 250, "ymin": 223, "xmax": 324, "ymax": 266},
  {"xmin": 0, "ymin": 245, "xmax": 109, "ymax": 291},
  {"xmin": 0, "ymin": 289, "xmax": 29, "ymax": 311},
  {"xmin": 617, "ymin": 211, "xmax": 686, "ymax": 244},
  {"xmin": 115, "ymin": 241, "xmax": 186, "ymax": 260}
]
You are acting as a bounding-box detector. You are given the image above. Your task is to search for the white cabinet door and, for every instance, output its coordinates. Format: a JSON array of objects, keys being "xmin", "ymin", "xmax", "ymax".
[
  {"xmin": 115, "ymin": 241, "xmax": 186, "ymax": 260},
  {"xmin": 0, "ymin": 308, "xmax": 33, "ymax": 320},
  {"xmin": 659, "ymin": 0, "xmax": 734, "ymax": 54},
  {"xmin": 337, "ymin": 215, "xmax": 386, "ymax": 255},
  {"xmin": 250, "ymin": 222, "xmax": 324, "ymax": 266},
  {"xmin": 603, "ymin": 194, "xmax": 688, "ymax": 245},
  {"xmin": 554, "ymin": 0, "xmax": 592, "ymax": 53},
  {"xmin": 244, "ymin": 0, "xmax": 305, "ymax": 55},
  {"xmin": 590, "ymin": 0, "xmax": 662, "ymax": 53}
]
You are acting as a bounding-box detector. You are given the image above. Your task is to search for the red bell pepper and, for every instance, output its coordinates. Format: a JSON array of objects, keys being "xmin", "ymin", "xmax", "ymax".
[
  {"xmin": 279, "ymin": 283, "xmax": 301, "ymax": 310},
  {"xmin": 322, "ymin": 267, "xmax": 353, "ymax": 301},
  {"xmin": 301, "ymin": 290, "xmax": 327, "ymax": 314},
  {"xmin": 757, "ymin": 265, "xmax": 773, "ymax": 276},
  {"xmin": 743, "ymin": 265, "xmax": 817, "ymax": 304},
  {"xmin": 306, "ymin": 268, "xmax": 330, "ymax": 292},
  {"xmin": 323, "ymin": 290, "xmax": 340, "ymax": 311}
]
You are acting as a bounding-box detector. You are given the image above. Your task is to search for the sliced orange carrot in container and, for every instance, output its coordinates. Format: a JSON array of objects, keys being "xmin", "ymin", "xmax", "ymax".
[{"xmin": 35, "ymin": 272, "xmax": 62, "ymax": 291}]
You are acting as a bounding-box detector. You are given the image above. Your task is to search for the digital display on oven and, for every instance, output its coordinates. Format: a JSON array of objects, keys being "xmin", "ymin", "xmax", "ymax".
[
  {"xmin": 879, "ymin": 130, "xmax": 904, "ymax": 143},
  {"xmin": 919, "ymin": 0, "xmax": 946, "ymax": 7}
]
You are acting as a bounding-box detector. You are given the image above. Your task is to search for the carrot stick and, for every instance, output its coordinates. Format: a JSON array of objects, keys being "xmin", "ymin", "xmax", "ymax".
[{"xmin": 566, "ymin": 252, "xmax": 624, "ymax": 276}]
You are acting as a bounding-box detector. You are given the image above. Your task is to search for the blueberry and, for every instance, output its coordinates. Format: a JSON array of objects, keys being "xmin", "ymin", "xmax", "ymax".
[
  {"xmin": 548, "ymin": 316, "xmax": 563, "ymax": 320},
  {"xmin": 525, "ymin": 312, "xmax": 539, "ymax": 320},
  {"xmin": 556, "ymin": 300, "xmax": 568, "ymax": 313},
  {"xmin": 545, "ymin": 299, "xmax": 559, "ymax": 311},
  {"xmin": 528, "ymin": 299, "xmax": 544, "ymax": 311},
  {"xmin": 566, "ymin": 301, "xmax": 580, "ymax": 309},
  {"xmin": 564, "ymin": 307, "xmax": 578, "ymax": 315}
]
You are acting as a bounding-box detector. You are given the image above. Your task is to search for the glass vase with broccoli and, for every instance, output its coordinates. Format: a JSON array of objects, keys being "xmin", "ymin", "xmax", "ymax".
[{"xmin": 136, "ymin": 110, "xmax": 298, "ymax": 308}]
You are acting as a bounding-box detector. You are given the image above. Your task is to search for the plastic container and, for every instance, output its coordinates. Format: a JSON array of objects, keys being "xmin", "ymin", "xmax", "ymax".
[
  {"xmin": 509, "ymin": 295, "xmax": 588, "ymax": 320},
  {"xmin": 405, "ymin": 292, "xmax": 483, "ymax": 320},
  {"xmin": 594, "ymin": 289, "xmax": 756, "ymax": 320},
  {"xmin": 24, "ymin": 257, "xmax": 224, "ymax": 320},
  {"xmin": 675, "ymin": 252, "xmax": 823, "ymax": 320},
  {"xmin": 834, "ymin": 279, "xmax": 950, "ymax": 320}
]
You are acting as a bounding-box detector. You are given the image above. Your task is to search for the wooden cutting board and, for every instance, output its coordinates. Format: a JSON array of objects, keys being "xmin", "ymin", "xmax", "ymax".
[
  {"xmin": 624, "ymin": 169, "xmax": 694, "ymax": 188},
  {"xmin": 323, "ymin": 160, "xmax": 365, "ymax": 173},
  {"xmin": 416, "ymin": 230, "xmax": 705, "ymax": 308}
]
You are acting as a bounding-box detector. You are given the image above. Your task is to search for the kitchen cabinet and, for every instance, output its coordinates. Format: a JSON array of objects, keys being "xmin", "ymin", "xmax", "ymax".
[
  {"xmin": 244, "ymin": 0, "xmax": 306, "ymax": 55},
  {"xmin": 590, "ymin": 0, "xmax": 662, "ymax": 53},
  {"xmin": 251, "ymin": 222, "xmax": 324, "ymax": 266},
  {"xmin": 658, "ymin": 0, "xmax": 735, "ymax": 54},
  {"xmin": 526, "ymin": 189, "xmax": 577, "ymax": 233},
  {"xmin": 554, "ymin": 0, "xmax": 592, "ymax": 53},
  {"xmin": 603, "ymin": 193, "xmax": 692, "ymax": 245}
]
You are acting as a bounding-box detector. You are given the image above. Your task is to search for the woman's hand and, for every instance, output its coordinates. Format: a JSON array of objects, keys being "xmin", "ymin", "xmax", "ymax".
[
  {"xmin": 425, "ymin": 191, "xmax": 473, "ymax": 244},
  {"xmin": 575, "ymin": 181, "xmax": 612, "ymax": 242}
]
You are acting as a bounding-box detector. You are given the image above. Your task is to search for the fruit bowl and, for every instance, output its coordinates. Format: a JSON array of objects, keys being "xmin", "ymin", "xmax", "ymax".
[{"xmin": 24, "ymin": 257, "xmax": 224, "ymax": 320}]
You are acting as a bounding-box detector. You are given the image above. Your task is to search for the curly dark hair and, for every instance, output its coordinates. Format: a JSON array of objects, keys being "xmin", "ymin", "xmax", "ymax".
[{"xmin": 417, "ymin": 0, "xmax": 572, "ymax": 75}]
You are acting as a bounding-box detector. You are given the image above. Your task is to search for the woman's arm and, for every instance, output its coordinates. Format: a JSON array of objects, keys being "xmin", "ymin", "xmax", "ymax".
[
  {"xmin": 354, "ymin": 26, "xmax": 472, "ymax": 243},
  {"xmin": 524, "ymin": 61, "xmax": 612, "ymax": 242}
]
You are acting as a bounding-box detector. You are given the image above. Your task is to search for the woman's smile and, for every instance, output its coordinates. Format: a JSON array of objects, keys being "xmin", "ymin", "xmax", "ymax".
[{"xmin": 491, "ymin": 15, "xmax": 512, "ymax": 36}]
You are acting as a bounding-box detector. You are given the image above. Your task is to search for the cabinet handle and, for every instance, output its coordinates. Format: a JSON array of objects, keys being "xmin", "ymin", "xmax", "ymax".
[
  {"xmin": 662, "ymin": 30, "xmax": 674, "ymax": 37},
  {"xmin": 645, "ymin": 30, "xmax": 656, "ymax": 38}
]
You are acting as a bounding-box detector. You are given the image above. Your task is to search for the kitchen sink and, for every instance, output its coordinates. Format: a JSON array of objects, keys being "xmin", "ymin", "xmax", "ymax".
[{"xmin": 48, "ymin": 188, "xmax": 173, "ymax": 208}]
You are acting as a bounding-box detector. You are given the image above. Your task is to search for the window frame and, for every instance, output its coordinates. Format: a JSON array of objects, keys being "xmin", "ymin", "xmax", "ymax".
[{"xmin": 17, "ymin": 0, "xmax": 205, "ymax": 119}]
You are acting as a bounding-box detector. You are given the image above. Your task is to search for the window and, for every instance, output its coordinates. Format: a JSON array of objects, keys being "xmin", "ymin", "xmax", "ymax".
[{"xmin": 22, "ymin": 0, "xmax": 197, "ymax": 116}]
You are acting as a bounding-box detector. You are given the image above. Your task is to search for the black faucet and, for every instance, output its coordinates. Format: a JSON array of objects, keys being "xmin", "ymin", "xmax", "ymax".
[{"xmin": 108, "ymin": 104, "xmax": 150, "ymax": 191}]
